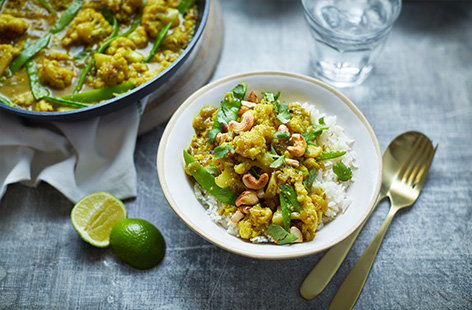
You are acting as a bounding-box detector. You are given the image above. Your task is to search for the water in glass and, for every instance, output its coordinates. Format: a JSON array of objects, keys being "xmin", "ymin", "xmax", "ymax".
[{"xmin": 302, "ymin": 0, "xmax": 401, "ymax": 87}]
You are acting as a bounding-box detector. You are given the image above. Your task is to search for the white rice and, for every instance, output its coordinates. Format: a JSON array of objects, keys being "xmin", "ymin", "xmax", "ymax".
[{"xmin": 194, "ymin": 102, "xmax": 357, "ymax": 240}]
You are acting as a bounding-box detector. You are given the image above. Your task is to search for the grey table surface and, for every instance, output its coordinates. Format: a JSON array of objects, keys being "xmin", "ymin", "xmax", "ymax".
[{"xmin": 1, "ymin": 1, "xmax": 471, "ymax": 309}]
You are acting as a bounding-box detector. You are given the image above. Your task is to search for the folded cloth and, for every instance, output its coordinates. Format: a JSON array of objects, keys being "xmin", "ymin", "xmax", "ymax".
[{"xmin": 0, "ymin": 104, "xmax": 141, "ymax": 203}]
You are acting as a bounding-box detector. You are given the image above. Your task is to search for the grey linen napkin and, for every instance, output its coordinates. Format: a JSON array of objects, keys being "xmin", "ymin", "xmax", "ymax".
[{"xmin": 0, "ymin": 104, "xmax": 141, "ymax": 203}]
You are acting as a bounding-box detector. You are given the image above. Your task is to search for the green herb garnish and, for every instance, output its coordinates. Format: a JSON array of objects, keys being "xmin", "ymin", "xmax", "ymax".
[
  {"xmin": 270, "ymin": 155, "xmax": 286, "ymax": 168},
  {"xmin": 273, "ymin": 131, "xmax": 291, "ymax": 139},
  {"xmin": 213, "ymin": 144, "xmax": 233, "ymax": 159},
  {"xmin": 333, "ymin": 162, "xmax": 352, "ymax": 181},
  {"xmin": 205, "ymin": 164, "xmax": 220, "ymax": 176},
  {"xmin": 267, "ymin": 223, "xmax": 298, "ymax": 245},
  {"xmin": 208, "ymin": 82, "xmax": 247, "ymax": 143}
]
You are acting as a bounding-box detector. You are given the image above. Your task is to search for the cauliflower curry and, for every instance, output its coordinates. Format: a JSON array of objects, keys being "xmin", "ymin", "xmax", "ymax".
[{"xmin": 0, "ymin": 0, "xmax": 197, "ymax": 111}]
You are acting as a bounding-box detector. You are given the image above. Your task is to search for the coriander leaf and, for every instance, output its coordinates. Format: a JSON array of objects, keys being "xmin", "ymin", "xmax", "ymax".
[
  {"xmin": 273, "ymin": 131, "xmax": 291, "ymax": 139},
  {"xmin": 270, "ymin": 155, "xmax": 285, "ymax": 168},
  {"xmin": 319, "ymin": 117, "xmax": 326, "ymax": 125},
  {"xmin": 263, "ymin": 92, "xmax": 275, "ymax": 103},
  {"xmin": 275, "ymin": 101, "xmax": 291, "ymax": 124},
  {"xmin": 317, "ymin": 151, "xmax": 346, "ymax": 160},
  {"xmin": 213, "ymin": 144, "xmax": 233, "ymax": 159},
  {"xmin": 208, "ymin": 82, "xmax": 247, "ymax": 143},
  {"xmin": 303, "ymin": 169, "xmax": 318, "ymax": 189},
  {"xmin": 333, "ymin": 162, "xmax": 352, "ymax": 181},
  {"xmin": 280, "ymin": 184, "xmax": 302, "ymax": 212},
  {"xmin": 232, "ymin": 82, "xmax": 247, "ymax": 100},
  {"xmin": 267, "ymin": 223, "xmax": 298, "ymax": 245},
  {"xmin": 206, "ymin": 164, "xmax": 220, "ymax": 176}
]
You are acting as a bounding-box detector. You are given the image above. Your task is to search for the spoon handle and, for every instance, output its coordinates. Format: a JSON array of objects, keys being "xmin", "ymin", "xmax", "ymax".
[
  {"xmin": 329, "ymin": 207, "xmax": 397, "ymax": 310},
  {"xmin": 299, "ymin": 195, "xmax": 386, "ymax": 300}
]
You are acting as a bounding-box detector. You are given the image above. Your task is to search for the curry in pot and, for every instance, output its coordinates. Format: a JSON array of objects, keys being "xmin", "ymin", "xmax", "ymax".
[{"xmin": 0, "ymin": 0, "xmax": 197, "ymax": 112}]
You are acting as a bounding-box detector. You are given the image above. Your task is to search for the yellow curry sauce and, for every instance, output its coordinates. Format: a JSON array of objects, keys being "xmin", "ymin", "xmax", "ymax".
[
  {"xmin": 0, "ymin": 0, "xmax": 197, "ymax": 111},
  {"xmin": 185, "ymin": 83, "xmax": 335, "ymax": 244}
]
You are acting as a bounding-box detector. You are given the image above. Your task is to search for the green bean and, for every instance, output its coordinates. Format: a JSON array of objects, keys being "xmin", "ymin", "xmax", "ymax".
[
  {"xmin": 98, "ymin": 14, "xmax": 140, "ymax": 54},
  {"xmin": 9, "ymin": 35, "xmax": 51, "ymax": 74},
  {"xmin": 63, "ymin": 82, "xmax": 135, "ymax": 103},
  {"xmin": 44, "ymin": 96, "xmax": 90, "ymax": 108},
  {"xmin": 144, "ymin": 22, "xmax": 171, "ymax": 63},
  {"xmin": 37, "ymin": 0, "xmax": 56, "ymax": 15},
  {"xmin": 73, "ymin": 60, "xmax": 93, "ymax": 93},
  {"xmin": 177, "ymin": 0, "xmax": 193, "ymax": 14},
  {"xmin": 25, "ymin": 60, "xmax": 50, "ymax": 100},
  {"xmin": 49, "ymin": 0, "xmax": 82, "ymax": 34},
  {"xmin": 183, "ymin": 150, "xmax": 237, "ymax": 205},
  {"xmin": 0, "ymin": 93, "xmax": 20, "ymax": 108}
]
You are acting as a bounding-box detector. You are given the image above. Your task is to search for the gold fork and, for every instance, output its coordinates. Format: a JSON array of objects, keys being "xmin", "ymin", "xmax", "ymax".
[{"xmin": 329, "ymin": 135, "xmax": 437, "ymax": 310}]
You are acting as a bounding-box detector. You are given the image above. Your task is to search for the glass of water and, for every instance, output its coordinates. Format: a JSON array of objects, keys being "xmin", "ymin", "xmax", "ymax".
[{"xmin": 301, "ymin": 0, "xmax": 402, "ymax": 87}]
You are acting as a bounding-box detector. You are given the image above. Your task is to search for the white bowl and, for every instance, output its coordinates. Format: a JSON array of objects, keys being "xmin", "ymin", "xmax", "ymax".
[{"xmin": 157, "ymin": 71, "xmax": 382, "ymax": 259}]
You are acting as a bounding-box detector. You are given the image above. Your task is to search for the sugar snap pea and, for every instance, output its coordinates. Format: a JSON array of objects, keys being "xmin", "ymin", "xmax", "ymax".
[
  {"xmin": 63, "ymin": 82, "xmax": 135, "ymax": 103},
  {"xmin": 279, "ymin": 184, "xmax": 302, "ymax": 212},
  {"xmin": 183, "ymin": 150, "xmax": 237, "ymax": 205},
  {"xmin": 49, "ymin": 0, "xmax": 82, "ymax": 34},
  {"xmin": 44, "ymin": 96, "xmax": 91, "ymax": 108},
  {"xmin": 37, "ymin": 0, "xmax": 56, "ymax": 15},
  {"xmin": 279, "ymin": 192, "xmax": 291, "ymax": 231},
  {"xmin": 25, "ymin": 60, "xmax": 50, "ymax": 100},
  {"xmin": 0, "ymin": 93, "xmax": 20, "ymax": 108},
  {"xmin": 144, "ymin": 22, "xmax": 172, "ymax": 63},
  {"xmin": 9, "ymin": 35, "xmax": 51, "ymax": 74}
]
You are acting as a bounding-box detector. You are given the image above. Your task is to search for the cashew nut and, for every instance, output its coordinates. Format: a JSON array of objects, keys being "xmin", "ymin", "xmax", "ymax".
[
  {"xmin": 229, "ymin": 111, "xmax": 254, "ymax": 133},
  {"xmin": 215, "ymin": 132, "xmax": 228, "ymax": 145},
  {"xmin": 238, "ymin": 100, "xmax": 257, "ymax": 116},
  {"xmin": 286, "ymin": 158, "xmax": 300, "ymax": 168},
  {"xmin": 290, "ymin": 226, "xmax": 303, "ymax": 243},
  {"xmin": 287, "ymin": 134, "xmax": 307, "ymax": 157},
  {"xmin": 235, "ymin": 190, "xmax": 259, "ymax": 206},
  {"xmin": 228, "ymin": 210, "xmax": 245, "ymax": 225},
  {"xmin": 238, "ymin": 206, "xmax": 252, "ymax": 214},
  {"xmin": 256, "ymin": 189, "xmax": 265, "ymax": 199},
  {"xmin": 242, "ymin": 172, "xmax": 269, "ymax": 190},
  {"xmin": 278, "ymin": 124, "xmax": 289, "ymax": 132},
  {"xmin": 247, "ymin": 91, "xmax": 258, "ymax": 103}
]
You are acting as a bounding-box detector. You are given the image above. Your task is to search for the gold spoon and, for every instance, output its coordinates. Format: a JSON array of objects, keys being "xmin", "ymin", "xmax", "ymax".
[
  {"xmin": 300, "ymin": 131, "xmax": 435, "ymax": 300},
  {"xmin": 329, "ymin": 132, "xmax": 436, "ymax": 310}
]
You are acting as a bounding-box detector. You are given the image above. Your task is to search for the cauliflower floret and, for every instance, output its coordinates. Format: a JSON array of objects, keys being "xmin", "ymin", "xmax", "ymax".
[
  {"xmin": 0, "ymin": 14, "xmax": 29, "ymax": 43},
  {"xmin": 127, "ymin": 26, "xmax": 148, "ymax": 49},
  {"xmin": 103, "ymin": 0, "xmax": 142, "ymax": 22},
  {"xmin": 237, "ymin": 205, "xmax": 273, "ymax": 239},
  {"xmin": 0, "ymin": 44, "xmax": 20, "ymax": 76},
  {"xmin": 142, "ymin": 0, "xmax": 180, "ymax": 38},
  {"xmin": 161, "ymin": 27, "xmax": 190, "ymax": 52},
  {"xmin": 294, "ymin": 182, "xmax": 319, "ymax": 241},
  {"xmin": 12, "ymin": 92, "xmax": 35, "ymax": 106},
  {"xmin": 34, "ymin": 99, "xmax": 54, "ymax": 112},
  {"xmin": 106, "ymin": 37, "xmax": 137, "ymax": 54},
  {"xmin": 62, "ymin": 8, "xmax": 112, "ymax": 47},
  {"xmin": 38, "ymin": 52, "xmax": 74, "ymax": 89},
  {"xmin": 94, "ymin": 53, "xmax": 128, "ymax": 86}
]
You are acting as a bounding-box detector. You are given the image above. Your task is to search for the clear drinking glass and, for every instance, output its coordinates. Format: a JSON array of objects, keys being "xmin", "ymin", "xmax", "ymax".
[{"xmin": 301, "ymin": 0, "xmax": 402, "ymax": 87}]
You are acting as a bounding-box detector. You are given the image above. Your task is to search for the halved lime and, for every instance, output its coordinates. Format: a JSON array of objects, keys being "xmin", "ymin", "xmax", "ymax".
[{"xmin": 70, "ymin": 192, "xmax": 127, "ymax": 248}]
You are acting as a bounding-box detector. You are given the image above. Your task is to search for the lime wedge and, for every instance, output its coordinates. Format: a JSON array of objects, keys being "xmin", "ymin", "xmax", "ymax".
[{"xmin": 71, "ymin": 192, "xmax": 127, "ymax": 248}]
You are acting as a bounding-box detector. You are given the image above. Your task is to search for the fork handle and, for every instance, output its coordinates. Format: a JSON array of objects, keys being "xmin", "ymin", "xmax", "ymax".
[
  {"xmin": 299, "ymin": 194, "xmax": 386, "ymax": 300},
  {"xmin": 329, "ymin": 207, "xmax": 397, "ymax": 310}
]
